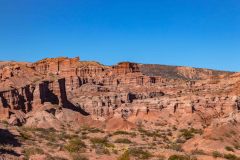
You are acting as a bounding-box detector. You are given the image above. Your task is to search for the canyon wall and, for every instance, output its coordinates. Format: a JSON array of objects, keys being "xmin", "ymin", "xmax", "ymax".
[{"xmin": 0, "ymin": 57, "xmax": 238, "ymax": 128}]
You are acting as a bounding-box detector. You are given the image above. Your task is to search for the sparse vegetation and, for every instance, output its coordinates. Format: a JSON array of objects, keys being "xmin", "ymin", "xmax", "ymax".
[
  {"xmin": 224, "ymin": 154, "xmax": 240, "ymax": 160},
  {"xmin": 129, "ymin": 148, "xmax": 152, "ymax": 159},
  {"xmin": 71, "ymin": 154, "xmax": 89, "ymax": 160},
  {"xmin": 46, "ymin": 155, "xmax": 68, "ymax": 160},
  {"xmin": 138, "ymin": 128, "xmax": 163, "ymax": 138},
  {"xmin": 166, "ymin": 143, "xmax": 183, "ymax": 152},
  {"xmin": 18, "ymin": 127, "xmax": 33, "ymax": 140},
  {"xmin": 179, "ymin": 128, "xmax": 203, "ymax": 140},
  {"xmin": 23, "ymin": 147, "xmax": 44, "ymax": 160},
  {"xmin": 234, "ymin": 143, "xmax": 240, "ymax": 150},
  {"xmin": 64, "ymin": 138, "xmax": 86, "ymax": 153},
  {"xmin": 90, "ymin": 137, "xmax": 114, "ymax": 155},
  {"xmin": 212, "ymin": 151, "xmax": 223, "ymax": 158},
  {"xmin": 225, "ymin": 146, "xmax": 235, "ymax": 152},
  {"xmin": 191, "ymin": 149, "xmax": 206, "ymax": 155},
  {"xmin": 90, "ymin": 137, "xmax": 114, "ymax": 148},
  {"xmin": 113, "ymin": 130, "xmax": 136, "ymax": 137},
  {"xmin": 81, "ymin": 126, "xmax": 104, "ymax": 133},
  {"xmin": 118, "ymin": 150, "xmax": 130, "ymax": 160},
  {"xmin": 114, "ymin": 138, "xmax": 132, "ymax": 144},
  {"xmin": 168, "ymin": 155, "xmax": 197, "ymax": 160}
]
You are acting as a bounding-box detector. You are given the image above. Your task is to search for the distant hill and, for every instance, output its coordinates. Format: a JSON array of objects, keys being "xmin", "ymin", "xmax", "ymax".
[{"xmin": 139, "ymin": 64, "xmax": 235, "ymax": 80}]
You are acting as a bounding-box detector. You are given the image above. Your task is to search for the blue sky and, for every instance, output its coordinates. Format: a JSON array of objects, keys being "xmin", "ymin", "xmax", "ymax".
[{"xmin": 0, "ymin": 0, "xmax": 239, "ymax": 71}]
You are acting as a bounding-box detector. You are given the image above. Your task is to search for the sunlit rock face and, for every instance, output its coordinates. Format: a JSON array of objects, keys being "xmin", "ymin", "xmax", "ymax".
[{"xmin": 0, "ymin": 56, "xmax": 239, "ymax": 130}]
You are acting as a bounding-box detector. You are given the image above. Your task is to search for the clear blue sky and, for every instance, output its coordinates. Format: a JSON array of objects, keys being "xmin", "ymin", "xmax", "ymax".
[{"xmin": 0, "ymin": 0, "xmax": 239, "ymax": 71}]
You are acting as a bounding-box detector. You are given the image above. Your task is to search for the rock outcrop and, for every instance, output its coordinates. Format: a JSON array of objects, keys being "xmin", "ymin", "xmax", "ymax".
[
  {"xmin": 2, "ymin": 57, "xmax": 240, "ymax": 160},
  {"xmin": 0, "ymin": 56, "xmax": 239, "ymax": 130}
]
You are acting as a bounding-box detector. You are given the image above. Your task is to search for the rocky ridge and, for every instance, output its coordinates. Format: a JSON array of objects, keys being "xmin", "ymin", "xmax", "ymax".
[{"xmin": 1, "ymin": 57, "xmax": 240, "ymax": 160}]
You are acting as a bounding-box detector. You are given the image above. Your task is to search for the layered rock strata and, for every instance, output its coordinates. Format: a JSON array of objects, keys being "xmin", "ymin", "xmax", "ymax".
[{"xmin": 0, "ymin": 57, "xmax": 238, "ymax": 129}]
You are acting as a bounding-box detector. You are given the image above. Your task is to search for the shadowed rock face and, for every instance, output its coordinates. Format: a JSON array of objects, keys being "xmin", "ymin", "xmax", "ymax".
[
  {"xmin": 0, "ymin": 128, "xmax": 21, "ymax": 156},
  {"xmin": 0, "ymin": 56, "xmax": 239, "ymax": 129},
  {"xmin": 0, "ymin": 128, "xmax": 20, "ymax": 146}
]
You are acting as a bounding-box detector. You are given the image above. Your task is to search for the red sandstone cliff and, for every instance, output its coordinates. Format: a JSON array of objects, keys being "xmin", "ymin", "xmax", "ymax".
[
  {"xmin": 2, "ymin": 57, "xmax": 240, "ymax": 159},
  {"xmin": 0, "ymin": 57, "xmax": 238, "ymax": 129}
]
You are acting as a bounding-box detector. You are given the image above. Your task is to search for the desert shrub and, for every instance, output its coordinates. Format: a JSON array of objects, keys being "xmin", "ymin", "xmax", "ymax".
[
  {"xmin": 118, "ymin": 150, "xmax": 130, "ymax": 160},
  {"xmin": 90, "ymin": 137, "xmax": 114, "ymax": 148},
  {"xmin": 32, "ymin": 128, "xmax": 57, "ymax": 134},
  {"xmin": 138, "ymin": 128, "xmax": 162, "ymax": 138},
  {"xmin": 168, "ymin": 155, "xmax": 197, "ymax": 160},
  {"xmin": 20, "ymin": 127, "xmax": 59, "ymax": 142},
  {"xmin": 114, "ymin": 130, "xmax": 130, "ymax": 135},
  {"xmin": 58, "ymin": 132, "xmax": 75, "ymax": 140},
  {"xmin": 179, "ymin": 128, "xmax": 203, "ymax": 140},
  {"xmin": 224, "ymin": 154, "xmax": 240, "ymax": 160},
  {"xmin": 166, "ymin": 143, "xmax": 183, "ymax": 152},
  {"xmin": 129, "ymin": 148, "xmax": 152, "ymax": 159},
  {"xmin": 81, "ymin": 126, "xmax": 104, "ymax": 133},
  {"xmin": 71, "ymin": 154, "xmax": 89, "ymax": 160},
  {"xmin": 46, "ymin": 142, "xmax": 62, "ymax": 149},
  {"xmin": 114, "ymin": 138, "xmax": 132, "ymax": 144},
  {"xmin": 87, "ymin": 128, "xmax": 104, "ymax": 133},
  {"xmin": 225, "ymin": 146, "xmax": 235, "ymax": 152},
  {"xmin": 175, "ymin": 138, "xmax": 186, "ymax": 144},
  {"xmin": 18, "ymin": 128, "xmax": 32, "ymax": 140},
  {"xmin": 191, "ymin": 149, "xmax": 206, "ymax": 155},
  {"xmin": 90, "ymin": 137, "xmax": 113, "ymax": 155},
  {"xmin": 94, "ymin": 145, "xmax": 110, "ymax": 155},
  {"xmin": 23, "ymin": 147, "xmax": 44, "ymax": 159},
  {"xmin": 179, "ymin": 130, "xmax": 193, "ymax": 140},
  {"xmin": 64, "ymin": 138, "xmax": 86, "ymax": 153},
  {"xmin": 234, "ymin": 143, "xmax": 240, "ymax": 150},
  {"xmin": 113, "ymin": 130, "xmax": 136, "ymax": 137},
  {"xmin": 34, "ymin": 128, "xmax": 58, "ymax": 142},
  {"xmin": 46, "ymin": 155, "xmax": 68, "ymax": 160},
  {"xmin": 212, "ymin": 151, "xmax": 223, "ymax": 158}
]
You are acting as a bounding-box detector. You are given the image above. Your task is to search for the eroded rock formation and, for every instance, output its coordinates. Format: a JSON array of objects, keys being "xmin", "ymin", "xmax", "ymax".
[{"xmin": 0, "ymin": 57, "xmax": 239, "ymax": 131}]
